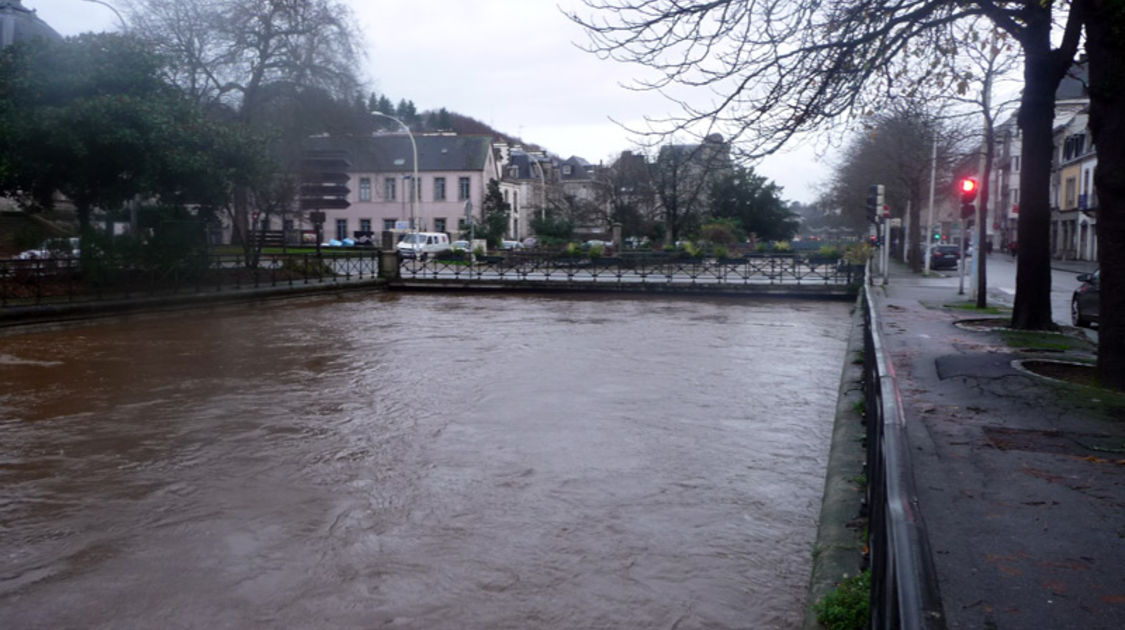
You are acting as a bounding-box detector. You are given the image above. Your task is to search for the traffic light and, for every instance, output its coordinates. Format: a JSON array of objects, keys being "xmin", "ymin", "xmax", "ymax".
[
  {"xmin": 299, "ymin": 150, "xmax": 351, "ymax": 211},
  {"xmin": 959, "ymin": 177, "xmax": 978, "ymax": 219},
  {"xmin": 866, "ymin": 184, "xmax": 885, "ymax": 223}
]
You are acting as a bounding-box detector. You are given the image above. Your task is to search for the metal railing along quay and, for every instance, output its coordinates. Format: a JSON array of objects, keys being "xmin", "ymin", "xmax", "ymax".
[
  {"xmin": 399, "ymin": 252, "xmax": 864, "ymax": 288},
  {"xmin": 862, "ymin": 274, "xmax": 946, "ymax": 629},
  {"xmin": 0, "ymin": 250, "xmax": 381, "ymax": 310}
]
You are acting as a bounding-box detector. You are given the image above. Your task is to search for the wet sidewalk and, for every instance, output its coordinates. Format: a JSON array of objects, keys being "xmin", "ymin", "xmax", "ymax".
[{"xmin": 872, "ymin": 261, "xmax": 1124, "ymax": 629}]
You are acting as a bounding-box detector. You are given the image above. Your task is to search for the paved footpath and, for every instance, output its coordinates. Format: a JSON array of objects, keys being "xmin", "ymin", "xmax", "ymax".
[{"xmin": 872, "ymin": 261, "xmax": 1124, "ymax": 629}]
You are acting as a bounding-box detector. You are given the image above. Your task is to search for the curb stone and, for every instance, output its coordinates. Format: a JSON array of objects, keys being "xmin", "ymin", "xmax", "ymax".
[{"xmin": 802, "ymin": 296, "xmax": 868, "ymax": 629}]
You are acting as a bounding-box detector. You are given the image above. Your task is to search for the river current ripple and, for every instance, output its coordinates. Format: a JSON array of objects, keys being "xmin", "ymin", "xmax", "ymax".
[{"xmin": 0, "ymin": 292, "xmax": 849, "ymax": 629}]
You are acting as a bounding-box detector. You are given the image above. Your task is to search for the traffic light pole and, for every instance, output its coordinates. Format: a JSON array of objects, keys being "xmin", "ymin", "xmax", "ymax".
[{"xmin": 924, "ymin": 140, "xmax": 937, "ymax": 274}]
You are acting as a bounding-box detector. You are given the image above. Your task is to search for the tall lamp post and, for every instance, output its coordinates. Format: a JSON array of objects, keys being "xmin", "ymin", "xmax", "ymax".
[{"xmin": 371, "ymin": 111, "xmax": 419, "ymax": 232}]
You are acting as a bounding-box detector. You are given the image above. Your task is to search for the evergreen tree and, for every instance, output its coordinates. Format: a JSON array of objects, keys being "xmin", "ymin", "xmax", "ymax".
[{"xmin": 476, "ymin": 178, "xmax": 511, "ymax": 247}]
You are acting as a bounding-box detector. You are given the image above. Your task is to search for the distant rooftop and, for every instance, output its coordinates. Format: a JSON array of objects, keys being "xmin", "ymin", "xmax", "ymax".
[{"xmin": 0, "ymin": 0, "xmax": 61, "ymax": 49}]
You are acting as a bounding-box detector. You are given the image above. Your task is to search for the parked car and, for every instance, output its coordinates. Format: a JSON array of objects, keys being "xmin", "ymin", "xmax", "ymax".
[
  {"xmin": 927, "ymin": 244, "xmax": 961, "ymax": 270},
  {"xmin": 1071, "ymin": 268, "xmax": 1099, "ymax": 328},
  {"xmin": 16, "ymin": 237, "xmax": 80, "ymax": 260},
  {"xmin": 396, "ymin": 232, "xmax": 451, "ymax": 260},
  {"xmin": 451, "ymin": 240, "xmax": 471, "ymax": 252},
  {"xmin": 499, "ymin": 240, "xmax": 523, "ymax": 250}
]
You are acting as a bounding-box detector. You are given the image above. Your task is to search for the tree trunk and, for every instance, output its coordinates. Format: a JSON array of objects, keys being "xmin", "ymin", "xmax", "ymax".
[
  {"xmin": 1084, "ymin": 0, "xmax": 1125, "ymax": 390},
  {"xmin": 977, "ymin": 134, "xmax": 994, "ymax": 308},
  {"xmin": 908, "ymin": 195, "xmax": 922, "ymax": 272},
  {"xmin": 1011, "ymin": 13, "xmax": 1059, "ymax": 330}
]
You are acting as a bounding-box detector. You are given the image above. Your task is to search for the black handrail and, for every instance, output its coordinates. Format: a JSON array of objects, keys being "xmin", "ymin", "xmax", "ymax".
[{"xmin": 862, "ymin": 277, "xmax": 946, "ymax": 629}]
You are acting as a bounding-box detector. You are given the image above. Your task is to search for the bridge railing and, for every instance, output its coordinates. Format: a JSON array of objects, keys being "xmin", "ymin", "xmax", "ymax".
[
  {"xmin": 402, "ymin": 252, "xmax": 863, "ymax": 286},
  {"xmin": 0, "ymin": 251, "xmax": 380, "ymax": 308},
  {"xmin": 862, "ymin": 278, "xmax": 946, "ymax": 629}
]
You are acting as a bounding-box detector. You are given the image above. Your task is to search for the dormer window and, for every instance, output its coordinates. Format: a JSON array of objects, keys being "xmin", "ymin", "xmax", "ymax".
[{"xmin": 562, "ymin": 165, "xmax": 572, "ymax": 175}]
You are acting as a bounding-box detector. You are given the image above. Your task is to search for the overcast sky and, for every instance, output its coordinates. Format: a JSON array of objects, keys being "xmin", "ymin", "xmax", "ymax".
[{"xmin": 27, "ymin": 0, "xmax": 831, "ymax": 203}]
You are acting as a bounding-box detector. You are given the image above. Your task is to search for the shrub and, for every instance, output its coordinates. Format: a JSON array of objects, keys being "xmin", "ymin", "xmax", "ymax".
[
  {"xmin": 816, "ymin": 245, "xmax": 842, "ymax": 259},
  {"xmin": 773, "ymin": 240, "xmax": 792, "ymax": 253},
  {"xmin": 565, "ymin": 242, "xmax": 581, "ymax": 257},
  {"xmin": 814, "ymin": 570, "xmax": 870, "ymax": 630},
  {"xmin": 280, "ymin": 256, "xmax": 333, "ymax": 277},
  {"xmin": 588, "ymin": 244, "xmax": 605, "ymax": 259},
  {"xmin": 713, "ymin": 245, "xmax": 730, "ymax": 259},
  {"xmin": 435, "ymin": 249, "xmax": 466, "ymax": 261},
  {"xmin": 844, "ymin": 243, "xmax": 874, "ymax": 265}
]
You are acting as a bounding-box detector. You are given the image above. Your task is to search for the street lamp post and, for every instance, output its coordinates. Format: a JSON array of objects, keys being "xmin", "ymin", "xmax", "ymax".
[{"xmin": 370, "ymin": 111, "xmax": 419, "ymax": 232}]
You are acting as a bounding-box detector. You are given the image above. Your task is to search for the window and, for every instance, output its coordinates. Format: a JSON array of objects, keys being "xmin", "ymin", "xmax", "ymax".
[
  {"xmin": 359, "ymin": 219, "xmax": 372, "ymax": 233},
  {"xmin": 384, "ymin": 177, "xmax": 396, "ymax": 201},
  {"xmin": 335, "ymin": 219, "xmax": 347, "ymax": 241},
  {"xmin": 383, "ymin": 218, "xmax": 396, "ymax": 231},
  {"xmin": 434, "ymin": 177, "xmax": 446, "ymax": 201},
  {"xmin": 434, "ymin": 218, "xmax": 446, "ymax": 233},
  {"xmin": 359, "ymin": 177, "xmax": 371, "ymax": 202},
  {"xmin": 513, "ymin": 191, "xmax": 518, "ymax": 212},
  {"xmin": 1012, "ymin": 188, "xmax": 1019, "ymax": 203},
  {"xmin": 562, "ymin": 165, "xmax": 572, "ymax": 175},
  {"xmin": 1064, "ymin": 177, "xmax": 1077, "ymax": 208},
  {"xmin": 458, "ymin": 177, "xmax": 471, "ymax": 201},
  {"xmin": 1012, "ymin": 156, "xmax": 1020, "ymax": 172},
  {"xmin": 508, "ymin": 166, "xmax": 519, "ymax": 178}
]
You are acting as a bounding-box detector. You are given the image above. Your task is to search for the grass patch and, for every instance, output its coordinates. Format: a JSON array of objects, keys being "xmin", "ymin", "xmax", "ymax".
[
  {"xmin": 944, "ymin": 301, "xmax": 1008, "ymax": 315},
  {"xmin": 851, "ymin": 398, "xmax": 866, "ymax": 417},
  {"xmin": 999, "ymin": 329, "xmax": 1093, "ymax": 353},
  {"xmin": 814, "ymin": 570, "xmax": 871, "ymax": 630}
]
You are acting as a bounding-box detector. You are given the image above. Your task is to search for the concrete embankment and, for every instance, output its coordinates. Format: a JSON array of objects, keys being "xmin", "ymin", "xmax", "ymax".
[
  {"xmin": 802, "ymin": 296, "xmax": 868, "ymax": 629},
  {"xmin": 0, "ymin": 278, "xmax": 385, "ymax": 328}
]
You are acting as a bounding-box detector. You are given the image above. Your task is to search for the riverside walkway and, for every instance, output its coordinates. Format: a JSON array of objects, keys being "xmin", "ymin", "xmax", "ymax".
[{"xmin": 871, "ymin": 261, "xmax": 1123, "ymax": 629}]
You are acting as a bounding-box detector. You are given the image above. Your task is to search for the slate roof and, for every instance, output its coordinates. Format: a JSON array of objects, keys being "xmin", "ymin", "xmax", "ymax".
[
  {"xmin": 303, "ymin": 134, "xmax": 493, "ymax": 173},
  {"xmin": 1056, "ymin": 59, "xmax": 1088, "ymax": 102},
  {"xmin": 0, "ymin": 0, "xmax": 61, "ymax": 48}
]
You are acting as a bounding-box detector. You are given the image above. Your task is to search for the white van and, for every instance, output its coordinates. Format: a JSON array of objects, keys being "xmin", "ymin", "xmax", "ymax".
[{"xmin": 396, "ymin": 232, "xmax": 451, "ymax": 259}]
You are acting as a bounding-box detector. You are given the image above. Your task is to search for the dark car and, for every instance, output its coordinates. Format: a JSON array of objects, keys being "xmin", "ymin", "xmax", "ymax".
[
  {"xmin": 1071, "ymin": 269, "xmax": 1099, "ymax": 328},
  {"xmin": 928, "ymin": 244, "xmax": 961, "ymax": 270}
]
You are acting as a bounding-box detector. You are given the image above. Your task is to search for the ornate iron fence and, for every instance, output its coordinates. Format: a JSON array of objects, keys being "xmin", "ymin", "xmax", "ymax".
[
  {"xmin": 400, "ymin": 252, "xmax": 863, "ymax": 286},
  {"xmin": 0, "ymin": 251, "xmax": 380, "ymax": 308}
]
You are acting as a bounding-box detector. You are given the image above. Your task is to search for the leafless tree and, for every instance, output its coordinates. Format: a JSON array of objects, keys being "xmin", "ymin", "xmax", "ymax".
[
  {"xmin": 123, "ymin": 0, "xmax": 364, "ymax": 245},
  {"xmin": 937, "ymin": 19, "xmax": 1022, "ymax": 306},
  {"xmin": 568, "ymin": 0, "xmax": 1111, "ymax": 377},
  {"xmin": 123, "ymin": 0, "xmax": 361, "ymax": 118}
]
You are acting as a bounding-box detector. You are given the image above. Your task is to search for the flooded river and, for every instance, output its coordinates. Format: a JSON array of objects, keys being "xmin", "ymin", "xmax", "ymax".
[{"xmin": 0, "ymin": 292, "xmax": 850, "ymax": 629}]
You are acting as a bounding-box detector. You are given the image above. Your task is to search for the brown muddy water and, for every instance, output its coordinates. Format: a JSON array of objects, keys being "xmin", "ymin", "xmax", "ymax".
[{"xmin": 0, "ymin": 292, "xmax": 850, "ymax": 629}]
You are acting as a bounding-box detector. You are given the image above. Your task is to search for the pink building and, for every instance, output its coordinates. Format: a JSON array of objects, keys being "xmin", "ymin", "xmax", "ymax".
[{"xmin": 303, "ymin": 133, "xmax": 498, "ymax": 240}]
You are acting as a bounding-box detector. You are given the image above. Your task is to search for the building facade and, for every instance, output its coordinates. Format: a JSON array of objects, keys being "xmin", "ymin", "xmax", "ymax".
[{"xmin": 303, "ymin": 133, "xmax": 498, "ymax": 241}]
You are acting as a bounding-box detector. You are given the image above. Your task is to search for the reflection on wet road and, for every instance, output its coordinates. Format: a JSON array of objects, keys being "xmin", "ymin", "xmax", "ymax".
[{"xmin": 0, "ymin": 293, "xmax": 849, "ymax": 629}]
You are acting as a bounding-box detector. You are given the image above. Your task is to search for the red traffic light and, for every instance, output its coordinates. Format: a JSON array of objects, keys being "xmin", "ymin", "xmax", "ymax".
[{"xmin": 959, "ymin": 178, "xmax": 979, "ymax": 202}]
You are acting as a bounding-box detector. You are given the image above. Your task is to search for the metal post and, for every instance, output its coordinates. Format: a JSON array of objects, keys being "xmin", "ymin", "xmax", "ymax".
[
  {"xmin": 924, "ymin": 139, "xmax": 937, "ymax": 274},
  {"xmin": 371, "ymin": 111, "xmax": 419, "ymax": 233}
]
